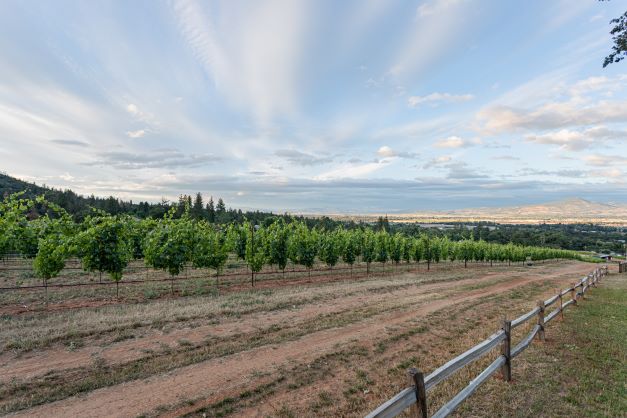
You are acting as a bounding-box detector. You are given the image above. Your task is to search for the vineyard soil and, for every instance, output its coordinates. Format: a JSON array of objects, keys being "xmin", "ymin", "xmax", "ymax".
[{"xmin": 0, "ymin": 260, "xmax": 599, "ymax": 417}]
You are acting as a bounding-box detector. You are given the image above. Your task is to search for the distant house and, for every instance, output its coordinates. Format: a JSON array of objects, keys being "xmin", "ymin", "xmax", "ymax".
[{"xmin": 597, "ymin": 254, "xmax": 612, "ymax": 261}]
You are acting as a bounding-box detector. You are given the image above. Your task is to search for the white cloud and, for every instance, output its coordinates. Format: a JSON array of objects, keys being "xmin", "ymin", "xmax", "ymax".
[
  {"xmin": 376, "ymin": 145, "xmax": 419, "ymax": 159},
  {"xmin": 584, "ymin": 154, "xmax": 627, "ymax": 167},
  {"xmin": 126, "ymin": 129, "xmax": 146, "ymax": 138},
  {"xmin": 408, "ymin": 92, "xmax": 474, "ymax": 107},
  {"xmin": 589, "ymin": 168, "xmax": 623, "ymax": 178},
  {"xmin": 423, "ymin": 155, "xmax": 452, "ymax": 169},
  {"xmin": 126, "ymin": 103, "xmax": 139, "ymax": 115},
  {"xmin": 525, "ymin": 129, "xmax": 588, "ymax": 151},
  {"xmin": 476, "ymin": 74, "xmax": 627, "ymax": 135},
  {"xmin": 434, "ymin": 136, "xmax": 481, "ymax": 148},
  {"xmin": 525, "ymin": 126, "xmax": 626, "ymax": 151},
  {"xmin": 478, "ymin": 100, "xmax": 627, "ymax": 134},
  {"xmin": 377, "ymin": 145, "xmax": 396, "ymax": 158}
]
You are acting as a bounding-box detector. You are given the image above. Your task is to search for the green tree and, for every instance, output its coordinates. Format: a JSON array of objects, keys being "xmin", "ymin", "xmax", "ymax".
[
  {"xmin": 76, "ymin": 214, "xmax": 132, "ymax": 297},
  {"xmin": 420, "ymin": 234, "xmax": 433, "ymax": 270},
  {"xmin": 361, "ymin": 229, "xmax": 376, "ymax": 275},
  {"xmin": 144, "ymin": 214, "xmax": 193, "ymax": 294},
  {"xmin": 603, "ymin": 10, "xmax": 627, "ymax": 67},
  {"xmin": 412, "ymin": 237, "xmax": 424, "ymax": 266},
  {"xmin": 227, "ymin": 223, "xmax": 247, "ymax": 261},
  {"xmin": 216, "ymin": 198, "xmax": 226, "ymax": 223},
  {"xmin": 191, "ymin": 192, "xmax": 204, "ymax": 220},
  {"xmin": 341, "ymin": 229, "xmax": 359, "ymax": 275},
  {"xmin": 33, "ymin": 232, "xmax": 68, "ymax": 301},
  {"xmin": 289, "ymin": 222, "xmax": 318, "ymax": 277},
  {"xmin": 319, "ymin": 228, "xmax": 341, "ymax": 270},
  {"xmin": 244, "ymin": 221, "xmax": 266, "ymax": 286},
  {"xmin": 265, "ymin": 219, "xmax": 290, "ymax": 276},
  {"xmin": 389, "ymin": 233, "xmax": 404, "ymax": 272},
  {"xmin": 206, "ymin": 197, "xmax": 216, "ymax": 223},
  {"xmin": 193, "ymin": 222, "xmax": 228, "ymax": 287},
  {"xmin": 402, "ymin": 236, "xmax": 412, "ymax": 267},
  {"xmin": 375, "ymin": 230, "xmax": 389, "ymax": 274}
]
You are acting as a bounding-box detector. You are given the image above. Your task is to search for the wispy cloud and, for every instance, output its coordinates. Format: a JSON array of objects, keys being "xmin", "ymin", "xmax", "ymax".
[
  {"xmin": 89, "ymin": 149, "xmax": 223, "ymax": 170},
  {"xmin": 423, "ymin": 155, "xmax": 453, "ymax": 169},
  {"xmin": 274, "ymin": 149, "xmax": 334, "ymax": 166},
  {"xmin": 172, "ymin": 0, "xmax": 310, "ymax": 125},
  {"xmin": 50, "ymin": 139, "xmax": 90, "ymax": 147},
  {"xmin": 408, "ymin": 92, "xmax": 474, "ymax": 107},
  {"xmin": 387, "ymin": 0, "xmax": 472, "ymax": 79}
]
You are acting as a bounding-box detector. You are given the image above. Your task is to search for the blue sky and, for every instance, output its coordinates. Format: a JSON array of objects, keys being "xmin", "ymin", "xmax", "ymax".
[{"xmin": 1, "ymin": 0, "xmax": 626, "ymax": 212}]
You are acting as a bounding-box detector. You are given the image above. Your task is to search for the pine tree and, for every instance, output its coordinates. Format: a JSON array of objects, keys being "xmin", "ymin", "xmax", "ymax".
[
  {"xmin": 206, "ymin": 197, "xmax": 215, "ymax": 223},
  {"xmin": 216, "ymin": 198, "xmax": 226, "ymax": 223},
  {"xmin": 192, "ymin": 192, "xmax": 204, "ymax": 220}
]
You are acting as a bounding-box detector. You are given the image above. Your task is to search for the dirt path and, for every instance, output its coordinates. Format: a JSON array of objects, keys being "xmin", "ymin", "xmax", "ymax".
[{"xmin": 7, "ymin": 262, "xmax": 593, "ymax": 418}]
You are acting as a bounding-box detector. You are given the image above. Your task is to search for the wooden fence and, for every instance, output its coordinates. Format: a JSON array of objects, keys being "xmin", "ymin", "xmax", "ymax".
[
  {"xmin": 366, "ymin": 265, "xmax": 609, "ymax": 418},
  {"xmin": 619, "ymin": 261, "xmax": 627, "ymax": 273}
]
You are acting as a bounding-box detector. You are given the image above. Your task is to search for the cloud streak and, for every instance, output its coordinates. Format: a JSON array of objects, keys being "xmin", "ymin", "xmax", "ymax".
[
  {"xmin": 408, "ymin": 92, "xmax": 474, "ymax": 107},
  {"xmin": 89, "ymin": 149, "xmax": 223, "ymax": 170}
]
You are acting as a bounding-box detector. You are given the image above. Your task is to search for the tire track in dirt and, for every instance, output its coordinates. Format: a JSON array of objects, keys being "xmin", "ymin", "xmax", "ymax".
[{"xmin": 7, "ymin": 262, "xmax": 593, "ymax": 418}]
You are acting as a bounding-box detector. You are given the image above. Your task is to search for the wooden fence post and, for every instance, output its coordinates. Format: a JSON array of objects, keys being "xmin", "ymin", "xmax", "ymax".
[
  {"xmin": 536, "ymin": 300, "xmax": 545, "ymax": 341},
  {"xmin": 583, "ymin": 279, "xmax": 587, "ymax": 295},
  {"xmin": 501, "ymin": 319, "xmax": 512, "ymax": 382},
  {"xmin": 558, "ymin": 290, "xmax": 563, "ymax": 320},
  {"xmin": 407, "ymin": 368, "xmax": 427, "ymax": 418},
  {"xmin": 571, "ymin": 283, "xmax": 577, "ymax": 305}
]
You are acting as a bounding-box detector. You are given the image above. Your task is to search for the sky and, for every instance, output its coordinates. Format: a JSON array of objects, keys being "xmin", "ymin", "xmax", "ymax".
[{"xmin": 1, "ymin": 0, "xmax": 627, "ymax": 213}]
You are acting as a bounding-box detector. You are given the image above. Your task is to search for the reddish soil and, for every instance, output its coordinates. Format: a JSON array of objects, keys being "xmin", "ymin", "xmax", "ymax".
[{"xmin": 7, "ymin": 261, "xmax": 594, "ymax": 418}]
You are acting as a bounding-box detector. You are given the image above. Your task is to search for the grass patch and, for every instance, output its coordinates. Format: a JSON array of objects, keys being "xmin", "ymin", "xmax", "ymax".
[{"xmin": 457, "ymin": 275, "xmax": 627, "ymax": 417}]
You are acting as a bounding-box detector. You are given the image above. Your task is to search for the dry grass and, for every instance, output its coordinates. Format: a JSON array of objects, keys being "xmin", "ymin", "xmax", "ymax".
[
  {"xmin": 0, "ymin": 260, "xmax": 594, "ymax": 417},
  {"xmin": 1, "ymin": 262, "xmax": 519, "ymax": 353}
]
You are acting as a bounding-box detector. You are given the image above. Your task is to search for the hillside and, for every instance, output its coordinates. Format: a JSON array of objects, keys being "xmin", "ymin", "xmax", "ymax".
[
  {"xmin": 449, "ymin": 198, "xmax": 627, "ymax": 224},
  {"xmin": 0, "ymin": 173, "xmax": 275, "ymax": 223},
  {"xmin": 0, "ymin": 172, "xmax": 48, "ymax": 198},
  {"xmin": 319, "ymin": 198, "xmax": 627, "ymax": 226}
]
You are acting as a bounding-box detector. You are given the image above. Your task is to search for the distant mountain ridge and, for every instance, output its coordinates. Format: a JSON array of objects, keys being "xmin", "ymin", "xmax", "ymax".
[
  {"xmin": 325, "ymin": 198, "xmax": 627, "ymax": 226},
  {"xmin": 398, "ymin": 197, "xmax": 627, "ymax": 225},
  {"xmin": 451, "ymin": 198, "xmax": 626, "ymax": 218}
]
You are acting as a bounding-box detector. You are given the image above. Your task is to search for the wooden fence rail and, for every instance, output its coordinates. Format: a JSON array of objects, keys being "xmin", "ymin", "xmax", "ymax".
[{"xmin": 366, "ymin": 265, "xmax": 609, "ymax": 418}]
